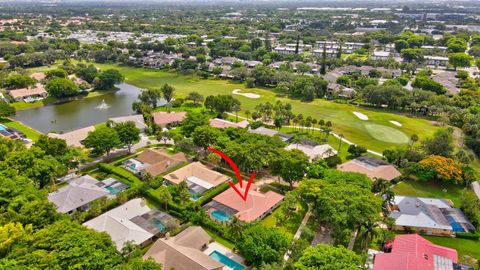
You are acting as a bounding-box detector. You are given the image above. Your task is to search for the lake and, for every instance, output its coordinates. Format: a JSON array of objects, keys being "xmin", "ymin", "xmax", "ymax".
[{"xmin": 13, "ymin": 83, "xmax": 161, "ymax": 134}]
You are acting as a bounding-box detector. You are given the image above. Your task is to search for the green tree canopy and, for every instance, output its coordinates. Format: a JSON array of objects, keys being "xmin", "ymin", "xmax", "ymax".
[
  {"xmin": 45, "ymin": 77, "xmax": 79, "ymax": 98},
  {"xmin": 82, "ymin": 126, "xmax": 121, "ymax": 156},
  {"xmin": 293, "ymin": 244, "xmax": 362, "ymax": 270}
]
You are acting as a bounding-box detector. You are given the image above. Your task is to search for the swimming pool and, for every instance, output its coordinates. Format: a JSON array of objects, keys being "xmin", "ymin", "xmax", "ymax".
[
  {"xmin": 211, "ymin": 210, "xmax": 231, "ymax": 222},
  {"xmin": 151, "ymin": 218, "xmax": 166, "ymax": 232},
  {"xmin": 0, "ymin": 124, "xmax": 7, "ymax": 131},
  {"xmin": 209, "ymin": 251, "xmax": 244, "ymax": 270},
  {"xmin": 106, "ymin": 185, "xmax": 123, "ymax": 195}
]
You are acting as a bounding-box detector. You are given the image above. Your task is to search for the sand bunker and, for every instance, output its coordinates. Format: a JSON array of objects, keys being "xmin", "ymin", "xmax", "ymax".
[
  {"xmin": 232, "ymin": 89, "xmax": 260, "ymax": 99},
  {"xmin": 389, "ymin": 120, "xmax": 402, "ymax": 127},
  {"xmin": 353, "ymin": 111, "xmax": 368, "ymax": 120}
]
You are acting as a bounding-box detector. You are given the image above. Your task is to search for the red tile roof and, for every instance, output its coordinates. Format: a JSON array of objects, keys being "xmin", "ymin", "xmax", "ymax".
[
  {"xmin": 373, "ymin": 234, "xmax": 458, "ymax": 270},
  {"xmin": 212, "ymin": 183, "xmax": 283, "ymax": 222},
  {"xmin": 153, "ymin": 112, "xmax": 187, "ymax": 126}
]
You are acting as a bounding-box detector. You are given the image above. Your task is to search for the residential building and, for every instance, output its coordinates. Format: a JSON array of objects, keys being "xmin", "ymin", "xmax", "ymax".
[
  {"xmin": 109, "ymin": 114, "xmax": 148, "ymax": 131},
  {"xmin": 209, "ymin": 118, "xmax": 249, "ymax": 129},
  {"xmin": 424, "ymin": 56, "xmax": 449, "ymax": 67},
  {"xmin": 248, "ymin": 126, "xmax": 293, "ymax": 142},
  {"xmin": 327, "ymin": 83, "xmax": 356, "ymax": 99},
  {"xmin": 337, "ymin": 156, "xmax": 401, "ymax": 181},
  {"xmin": 373, "ymin": 234, "xmax": 468, "ymax": 270},
  {"xmin": 163, "ymin": 162, "xmax": 230, "ymax": 196},
  {"xmin": 83, "ymin": 198, "xmax": 176, "ymax": 251},
  {"xmin": 153, "ymin": 111, "xmax": 187, "ymax": 127},
  {"xmin": 389, "ymin": 196, "xmax": 475, "ymax": 236},
  {"xmin": 48, "ymin": 126, "xmax": 95, "ymax": 147},
  {"xmin": 371, "ymin": 51, "xmax": 392, "ymax": 60},
  {"xmin": 48, "ymin": 175, "xmax": 109, "ymax": 214},
  {"xmin": 30, "ymin": 72, "xmax": 46, "ymax": 81},
  {"xmin": 285, "ymin": 141, "xmax": 338, "ymax": 161},
  {"xmin": 124, "ymin": 148, "xmax": 187, "ymax": 177},
  {"xmin": 7, "ymin": 84, "xmax": 48, "ymax": 102},
  {"xmin": 205, "ymin": 183, "xmax": 283, "ymax": 222},
  {"xmin": 144, "ymin": 226, "xmax": 245, "ymax": 270}
]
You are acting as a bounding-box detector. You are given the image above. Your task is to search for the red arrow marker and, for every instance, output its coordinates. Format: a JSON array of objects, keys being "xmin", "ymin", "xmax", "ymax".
[{"xmin": 208, "ymin": 147, "xmax": 256, "ymax": 201}]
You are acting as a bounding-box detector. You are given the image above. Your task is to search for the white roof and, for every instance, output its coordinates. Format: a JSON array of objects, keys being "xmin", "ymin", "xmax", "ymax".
[
  {"xmin": 471, "ymin": 182, "xmax": 480, "ymax": 200},
  {"xmin": 83, "ymin": 198, "xmax": 153, "ymax": 250},
  {"xmin": 48, "ymin": 175, "xmax": 109, "ymax": 213},
  {"xmin": 425, "ymin": 55, "xmax": 449, "ymax": 61},
  {"xmin": 109, "ymin": 114, "xmax": 147, "ymax": 129},
  {"xmin": 285, "ymin": 143, "xmax": 337, "ymax": 160},
  {"xmin": 186, "ymin": 176, "xmax": 215, "ymax": 190}
]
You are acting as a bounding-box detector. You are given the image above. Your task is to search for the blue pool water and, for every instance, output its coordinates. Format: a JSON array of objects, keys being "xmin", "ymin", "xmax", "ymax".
[
  {"xmin": 106, "ymin": 185, "xmax": 122, "ymax": 195},
  {"xmin": 209, "ymin": 251, "xmax": 244, "ymax": 270},
  {"xmin": 0, "ymin": 124, "xmax": 7, "ymax": 131},
  {"xmin": 211, "ymin": 210, "xmax": 231, "ymax": 222},
  {"xmin": 128, "ymin": 164, "xmax": 138, "ymax": 171},
  {"xmin": 152, "ymin": 218, "xmax": 166, "ymax": 232},
  {"xmin": 446, "ymin": 216, "xmax": 465, "ymax": 232},
  {"xmin": 188, "ymin": 189, "xmax": 201, "ymax": 201}
]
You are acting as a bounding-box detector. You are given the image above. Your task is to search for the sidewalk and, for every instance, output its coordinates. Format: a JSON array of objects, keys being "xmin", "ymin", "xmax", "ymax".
[{"xmin": 284, "ymin": 208, "xmax": 312, "ymax": 261}]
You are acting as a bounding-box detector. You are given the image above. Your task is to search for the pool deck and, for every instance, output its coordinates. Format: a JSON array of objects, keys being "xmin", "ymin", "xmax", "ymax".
[{"xmin": 203, "ymin": 242, "xmax": 246, "ymax": 270}]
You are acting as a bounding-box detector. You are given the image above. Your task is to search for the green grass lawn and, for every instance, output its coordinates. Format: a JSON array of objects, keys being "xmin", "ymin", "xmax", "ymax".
[
  {"xmin": 91, "ymin": 63, "xmax": 439, "ymax": 153},
  {"xmin": 260, "ymin": 204, "xmax": 306, "ymax": 241},
  {"xmin": 205, "ymin": 228, "xmax": 236, "ymax": 250},
  {"xmin": 424, "ymin": 236, "xmax": 480, "ymax": 262},
  {"xmin": 392, "ymin": 180, "xmax": 465, "ymax": 207},
  {"xmin": 0, "ymin": 117, "xmax": 42, "ymax": 140}
]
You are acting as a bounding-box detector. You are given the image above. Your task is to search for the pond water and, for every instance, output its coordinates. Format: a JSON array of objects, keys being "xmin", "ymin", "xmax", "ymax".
[{"xmin": 13, "ymin": 83, "xmax": 164, "ymax": 134}]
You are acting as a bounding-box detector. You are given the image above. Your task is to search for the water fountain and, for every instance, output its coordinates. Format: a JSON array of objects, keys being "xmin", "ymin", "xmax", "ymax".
[{"xmin": 96, "ymin": 99, "xmax": 111, "ymax": 110}]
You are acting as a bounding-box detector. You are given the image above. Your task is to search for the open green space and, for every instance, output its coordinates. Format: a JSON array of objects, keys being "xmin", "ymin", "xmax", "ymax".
[
  {"xmin": 92, "ymin": 63, "xmax": 439, "ymax": 153},
  {"xmin": 424, "ymin": 236, "xmax": 480, "ymax": 262},
  {"xmin": 364, "ymin": 123, "xmax": 410, "ymax": 144},
  {"xmin": 392, "ymin": 180, "xmax": 465, "ymax": 207},
  {"xmin": 260, "ymin": 204, "xmax": 306, "ymax": 241},
  {"xmin": 0, "ymin": 117, "xmax": 41, "ymax": 140}
]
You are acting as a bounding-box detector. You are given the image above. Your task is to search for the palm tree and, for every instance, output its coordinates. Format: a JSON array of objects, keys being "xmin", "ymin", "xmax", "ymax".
[
  {"xmin": 228, "ymin": 216, "xmax": 244, "ymax": 241},
  {"xmin": 245, "ymin": 110, "xmax": 251, "ymax": 121},
  {"xmin": 292, "ymin": 115, "xmax": 298, "ymax": 131},
  {"xmin": 338, "ymin": 134, "xmax": 344, "ymax": 152},
  {"xmin": 233, "ymin": 103, "xmax": 241, "ymax": 123},
  {"xmin": 409, "ymin": 134, "xmax": 418, "ymax": 148}
]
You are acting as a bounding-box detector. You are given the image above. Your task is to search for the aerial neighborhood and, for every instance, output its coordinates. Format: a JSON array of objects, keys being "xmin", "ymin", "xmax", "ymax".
[{"xmin": 0, "ymin": 1, "xmax": 480, "ymax": 270}]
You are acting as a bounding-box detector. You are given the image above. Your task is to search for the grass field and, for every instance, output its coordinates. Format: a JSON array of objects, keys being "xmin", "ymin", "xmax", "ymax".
[
  {"xmin": 424, "ymin": 236, "xmax": 480, "ymax": 263},
  {"xmin": 260, "ymin": 204, "xmax": 306, "ymax": 241},
  {"xmin": 91, "ymin": 63, "xmax": 439, "ymax": 153},
  {"xmin": 0, "ymin": 117, "xmax": 41, "ymax": 140},
  {"xmin": 392, "ymin": 180, "xmax": 465, "ymax": 207}
]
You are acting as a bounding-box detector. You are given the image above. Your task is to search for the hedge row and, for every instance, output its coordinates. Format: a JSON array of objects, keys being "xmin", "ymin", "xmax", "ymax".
[
  {"xmin": 98, "ymin": 162, "xmax": 142, "ymax": 187},
  {"xmin": 456, "ymin": 232, "xmax": 480, "ymax": 240},
  {"xmin": 196, "ymin": 182, "xmax": 230, "ymax": 205}
]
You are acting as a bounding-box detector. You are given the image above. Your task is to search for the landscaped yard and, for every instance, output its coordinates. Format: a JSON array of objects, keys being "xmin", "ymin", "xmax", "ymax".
[
  {"xmin": 91, "ymin": 63, "xmax": 440, "ymax": 153},
  {"xmin": 424, "ymin": 236, "xmax": 480, "ymax": 263},
  {"xmin": 260, "ymin": 203, "xmax": 306, "ymax": 241},
  {"xmin": 392, "ymin": 180, "xmax": 465, "ymax": 207},
  {"xmin": 0, "ymin": 117, "xmax": 41, "ymax": 140}
]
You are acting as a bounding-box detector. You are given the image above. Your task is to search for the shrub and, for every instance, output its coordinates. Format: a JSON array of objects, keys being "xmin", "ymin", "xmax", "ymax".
[{"xmin": 456, "ymin": 233, "xmax": 480, "ymax": 240}]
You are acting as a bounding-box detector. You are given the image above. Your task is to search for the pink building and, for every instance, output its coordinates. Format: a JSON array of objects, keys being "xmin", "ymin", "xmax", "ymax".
[{"xmin": 373, "ymin": 234, "xmax": 460, "ymax": 270}]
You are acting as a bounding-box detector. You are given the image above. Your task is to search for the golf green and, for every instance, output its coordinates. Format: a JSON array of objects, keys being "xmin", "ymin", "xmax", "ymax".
[{"xmin": 364, "ymin": 124, "xmax": 410, "ymax": 144}]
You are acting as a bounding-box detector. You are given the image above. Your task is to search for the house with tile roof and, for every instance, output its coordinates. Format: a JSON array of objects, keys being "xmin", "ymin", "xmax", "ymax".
[
  {"xmin": 48, "ymin": 175, "xmax": 109, "ymax": 214},
  {"xmin": 144, "ymin": 226, "xmax": 245, "ymax": 270},
  {"xmin": 209, "ymin": 118, "xmax": 249, "ymax": 129},
  {"xmin": 7, "ymin": 84, "xmax": 48, "ymax": 102},
  {"xmin": 205, "ymin": 183, "xmax": 284, "ymax": 222},
  {"xmin": 152, "ymin": 111, "xmax": 187, "ymax": 127},
  {"xmin": 163, "ymin": 162, "xmax": 230, "ymax": 196},
  {"xmin": 109, "ymin": 114, "xmax": 148, "ymax": 131},
  {"xmin": 285, "ymin": 141, "xmax": 338, "ymax": 161},
  {"xmin": 248, "ymin": 126, "xmax": 293, "ymax": 142},
  {"xmin": 337, "ymin": 156, "xmax": 401, "ymax": 181},
  {"xmin": 48, "ymin": 126, "xmax": 95, "ymax": 147},
  {"xmin": 389, "ymin": 196, "xmax": 475, "ymax": 236},
  {"xmin": 373, "ymin": 234, "xmax": 471, "ymax": 270},
  {"xmin": 124, "ymin": 148, "xmax": 187, "ymax": 177},
  {"xmin": 83, "ymin": 198, "xmax": 164, "ymax": 251}
]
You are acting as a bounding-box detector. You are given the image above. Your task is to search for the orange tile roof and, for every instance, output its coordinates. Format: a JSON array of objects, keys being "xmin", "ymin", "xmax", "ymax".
[
  {"xmin": 337, "ymin": 158, "xmax": 401, "ymax": 181},
  {"xmin": 212, "ymin": 183, "xmax": 284, "ymax": 222},
  {"xmin": 153, "ymin": 112, "xmax": 187, "ymax": 126}
]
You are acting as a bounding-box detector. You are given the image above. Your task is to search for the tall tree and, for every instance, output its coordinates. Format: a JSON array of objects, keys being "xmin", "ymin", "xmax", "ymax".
[
  {"xmin": 82, "ymin": 126, "xmax": 121, "ymax": 156},
  {"xmin": 113, "ymin": 121, "xmax": 140, "ymax": 153},
  {"xmin": 160, "ymin": 83, "xmax": 175, "ymax": 103}
]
